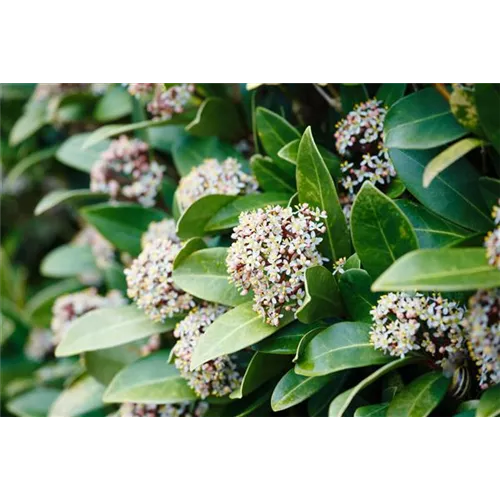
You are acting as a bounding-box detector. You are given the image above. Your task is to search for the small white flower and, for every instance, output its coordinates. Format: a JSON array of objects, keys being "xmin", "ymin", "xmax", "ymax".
[
  {"xmin": 119, "ymin": 401, "xmax": 209, "ymax": 417},
  {"xmin": 141, "ymin": 219, "xmax": 179, "ymax": 249},
  {"xmin": 484, "ymin": 200, "xmax": 500, "ymax": 270}
]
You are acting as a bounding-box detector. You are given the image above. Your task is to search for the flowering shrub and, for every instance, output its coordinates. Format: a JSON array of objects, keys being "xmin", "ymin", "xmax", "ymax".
[{"xmin": 1, "ymin": 82, "xmax": 500, "ymax": 417}]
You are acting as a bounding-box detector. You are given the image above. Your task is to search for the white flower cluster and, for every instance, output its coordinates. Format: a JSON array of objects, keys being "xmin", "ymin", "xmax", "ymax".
[
  {"xmin": 147, "ymin": 84, "xmax": 194, "ymax": 120},
  {"xmin": 141, "ymin": 218, "xmax": 180, "ymax": 250},
  {"xmin": 334, "ymin": 99, "xmax": 396, "ymax": 218},
  {"xmin": 119, "ymin": 401, "xmax": 209, "ymax": 417},
  {"xmin": 24, "ymin": 328, "xmax": 54, "ymax": 362},
  {"xmin": 485, "ymin": 201, "xmax": 500, "ymax": 270},
  {"xmin": 227, "ymin": 203, "xmax": 328, "ymax": 326},
  {"xmin": 51, "ymin": 288, "xmax": 126, "ymax": 346},
  {"xmin": 464, "ymin": 289, "xmax": 500, "ymax": 389},
  {"xmin": 90, "ymin": 135, "xmax": 164, "ymax": 208},
  {"xmin": 370, "ymin": 292, "xmax": 467, "ymax": 368},
  {"xmin": 124, "ymin": 238, "xmax": 195, "ymax": 323},
  {"xmin": 173, "ymin": 304, "xmax": 242, "ymax": 399},
  {"xmin": 73, "ymin": 226, "xmax": 115, "ymax": 268},
  {"xmin": 177, "ymin": 157, "xmax": 259, "ymax": 212},
  {"xmin": 126, "ymin": 83, "xmax": 156, "ymax": 98}
]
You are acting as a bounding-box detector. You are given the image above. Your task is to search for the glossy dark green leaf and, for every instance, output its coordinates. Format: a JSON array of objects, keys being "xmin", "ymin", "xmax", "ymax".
[
  {"xmin": 250, "ymin": 154, "xmax": 295, "ymax": 193},
  {"xmin": 34, "ymin": 189, "xmax": 106, "ymax": 216},
  {"xmin": 253, "ymin": 320, "xmax": 324, "ymax": 355},
  {"xmin": 295, "ymin": 266, "xmax": 343, "ymax": 323},
  {"xmin": 385, "ymin": 177, "xmax": 406, "ymax": 199},
  {"xmin": 226, "ymin": 384, "xmax": 273, "ymax": 417},
  {"xmin": 340, "ymin": 84, "xmax": 369, "ymax": 112},
  {"xmin": 296, "ymin": 321, "xmax": 390, "ymax": 376},
  {"xmin": 40, "ymin": 244, "xmax": 98, "ymax": 278},
  {"xmin": 372, "ymin": 248, "xmax": 500, "ymax": 292},
  {"xmin": 389, "ymin": 148, "xmax": 492, "ymax": 231},
  {"xmin": 103, "ymin": 351, "xmax": 196, "ymax": 404},
  {"xmin": 344, "ymin": 253, "xmax": 361, "ymax": 270},
  {"xmin": 351, "ymin": 182, "xmax": 418, "ymax": 279},
  {"xmin": 479, "ymin": 177, "xmax": 500, "ymax": 211},
  {"xmin": 384, "ymin": 88, "xmax": 467, "ymax": 149},
  {"xmin": 173, "ymin": 238, "xmax": 207, "ymax": 268},
  {"xmin": 55, "ymin": 305, "xmax": 177, "ymax": 357},
  {"xmin": 186, "ymin": 98, "xmax": 244, "ymax": 141},
  {"xmin": 297, "ymin": 127, "xmax": 350, "ymax": 262},
  {"xmin": 387, "ymin": 371, "xmax": 450, "ymax": 417},
  {"xmin": 9, "ymin": 101, "xmax": 50, "ymax": 145},
  {"xmin": 339, "ymin": 269, "xmax": 380, "ymax": 323},
  {"xmin": 172, "ymin": 247, "xmax": 249, "ymax": 307},
  {"xmin": 476, "ymin": 83, "xmax": 500, "ymax": 154},
  {"xmin": 230, "ymin": 352, "xmax": 291, "ymax": 399},
  {"xmin": 6, "ymin": 387, "xmax": 60, "ymax": 417},
  {"xmin": 454, "ymin": 409, "xmax": 476, "ymax": 417},
  {"xmin": 94, "ymin": 85, "xmax": 133, "ymax": 122},
  {"xmin": 307, "ymin": 373, "xmax": 349, "ymax": 416},
  {"xmin": 81, "ymin": 203, "xmax": 166, "ymax": 256},
  {"xmin": 476, "ymin": 384, "xmax": 500, "ymax": 417},
  {"xmin": 396, "ymin": 200, "xmax": 472, "ymax": 249},
  {"xmin": 271, "ymin": 369, "xmax": 335, "ymax": 411},
  {"xmin": 56, "ymin": 133, "xmax": 111, "ymax": 172},
  {"xmin": 176, "ymin": 194, "xmax": 236, "ymax": 239},
  {"xmin": 149, "ymin": 125, "xmax": 187, "ymax": 153},
  {"xmin": 205, "ymin": 192, "xmax": 290, "ymax": 232},
  {"xmin": 376, "ymin": 84, "xmax": 406, "ymax": 106},
  {"xmin": 191, "ymin": 302, "xmax": 294, "ymax": 369},
  {"xmin": 354, "ymin": 403, "xmax": 388, "ymax": 417}
]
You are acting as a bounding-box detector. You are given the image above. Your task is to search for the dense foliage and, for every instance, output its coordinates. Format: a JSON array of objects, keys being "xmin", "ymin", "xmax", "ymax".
[{"xmin": 1, "ymin": 82, "xmax": 499, "ymax": 417}]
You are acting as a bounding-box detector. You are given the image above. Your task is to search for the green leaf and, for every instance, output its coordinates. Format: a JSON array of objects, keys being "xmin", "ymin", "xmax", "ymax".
[
  {"xmin": 340, "ymin": 84, "xmax": 369, "ymax": 112},
  {"xmin": 56, "ymin": 133, "xmax": 111, "ymax": 172},
  {"xmin": 191, "ymin": 302, "xmax": 294, "ymax": 369},
  {"xmin": 351, "ymin": 182, "xmax": 418, "ymax": 279},
  {"xmin": 172, "ymin": 247, "xmax": 249, "ymax": 307},
  {"xmin": 389, "ymin": 148, "xmax": 492, "ymax": 231},
  {"xmin": 103, "ymin": 351, "xmax": 197, "ymax": 404},
  {"xmin": 103, "ymin": 262, "xmax": 128, "ymax": 294},
  {"xmin": 55, "ymin": 305, "xmax": 177, "ymax": 357},
  {"xmin": 295, "ymin": 266, "xmax": 343, "ymax": 323},
  {"xmin": 476, "ymin": 83, "xmax": 500, "ymax": 154},
  {"xmin": 255, "ymin": 107, "xmax": 300, "ymax": 178},
  {"xmin": 385, "ymin": 177, "xmax": 406, "ymax": 199},
  {"xmin": 423, "ymin": 138, "xmax": 487, "ymax": 187},
  {"xmin": 34, "ymin": 189, "xmax": 106, "ymax": 216},
  {"xmin": 372, "ymin": 248, "xmax": 500, "ymax": 292},
  {"xmin": 176, "ymin": 194, "xmax": 236, "ymax": 239},
  {"xmin": 307, "ymin": 373, "xmax": 350, "ymax": 416},
  {"xmin": 384, "ymin": 88, "xmax": 467, "ymax": 149},
  {"xmin": 329, "ymin": 357, "xmax": 419, "ymax": 417},
  {"xmin": 94, "ymin": 85, "xmax": 133, "ymax": 122},
  {"xmin": 253, "ymin": 321, "xmax": 324, "ymax": 355},
  {"xmin": 4, "ymin": 145, "xmax": 57, "ymax": 189},
  {"xmin": 25, "ymin": 278, "xmax": 83, "ymax": 327},
  {"xmin": 293, "ymin": 327, "xmax": 324, "ymax": 362},
  {"xmin": 278, "ymin": 139, "xmax": 342, "ymax": 181},
  {"xmin": 9, "ymin": 102, "xmax": 50, "ymax": 145},
  {"xmin": 476, "ymin": 384, "xmax": 500, "ymax": 417},
  {"xmin": 395, "ymin": 200, "xmax": 472, "ymax": 249},
  {"xmin": 344, "ymin": 253, "xmax": 361, "ymax": 270},
  {"xmin": 225, "ymin": 384, "xmax": 273, "ymax": 417},
  {"xmin": 354, "ymin": 403, "xmax": 389, "ymax": 417},
  {"xmin": 295, "ymin": 321, "xmax": 390, "ymax": 376},
  {"xmin": 40, "ymin": 244, "xmax": 98, "ymax": 278},
  {"xmin": 6, "ymin": 387, "xmax": 60, "ymax": 417},
  {"xmin": 230, "ymin": 352, "xmax": 291, "ymax": 399},
  {"xmin": 173, "ymin": 238, "xmax": 207, "ymax": 268},
  {"xmin": 84, "ymin": 343, "xmax": 142, "ymax": 385},
  {"xmin": 149, "ymin": 125, "xmax": 187, "ymax": 153},
  {"xmin": 387, "ymin": 371, "xmax": 450, "ymax": 417},
  {"xmin": 271, "ymin": 369, "xmax": 335, "ymax": 411},
  {"xmin": 297, "ymin": 127, "xmax": 350, "ymax": 262},
  {"xmin": 205, "ymin": 192, "xmax": 290, "ymax": 232},
  {"xmin": 339, "ymin": 269, "xmax": 380, "ymax": 323},
  {"xmin": 49, "ymin": 376, "xmax": 106, "ymax": 417},
  {"xmin": 479, "ymin": 176, "xmax": 500, "ymax": 211},
  {"xmin": 81, "ymin": 203, "xmax": 166, "ymax": 256},
  {"xmin": 250, "ymin": 154, "xmax": 295, "ymax": 193},
  {"xmin": 376, "ymin": 84, "xmax": 406, "ymax": 106},
  {"xmin": 186, "ymin": 98, "xmax": 245, "ymax": 141}
]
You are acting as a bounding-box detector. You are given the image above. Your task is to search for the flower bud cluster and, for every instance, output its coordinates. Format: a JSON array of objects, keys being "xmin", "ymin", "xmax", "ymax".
[
  {"xmin": 119, "ymin": 401, "xmax": 209, "ymax": 417},
  {"xmin": 485, "ymin": 201, "xmax": 500, "ymax": 270},
  {"xmin": 141, "ymin": 219, "xmax": 180, "ymax": 249}
]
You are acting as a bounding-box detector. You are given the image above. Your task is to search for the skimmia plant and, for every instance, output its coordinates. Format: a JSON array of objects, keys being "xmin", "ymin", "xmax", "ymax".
[{"xmin": 1, "ymin": 83, "xmax": 499, "ymax": 417}]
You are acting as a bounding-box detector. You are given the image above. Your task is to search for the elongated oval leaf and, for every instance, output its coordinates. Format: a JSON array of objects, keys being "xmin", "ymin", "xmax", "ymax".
[
  {"xmin": 40, "ymin": 244, "xmax": 98, "ymax": 278},
  {"xmin": 351, "ymin": 182, "xmax": 418, "ymax": 279},
  {"xmin": 476, "ymin": 83, "xmax": 500, "ymax": 154},
  {"xmin": 191, "ymin": 302, "xmax": 294, "ymax": 369},
  {"xmin": 172, "ymin": 247, "xmax": 249, "ymax": 307},
  {"xmin": 103, "ymin": 351, "xmax": 196, "ymax": 404},
  {"xmin": 35, "ymin": 189, "xmax": 106, "ymax": 216},
  {"xmin": 94, "ymin": 85, "xmax": 133, "ymax": 122},
  {"xmin": 339, "ymin": 268, "xmax": 380, "ymax": 323},
  {"xmin": 81, "ymin": 203, "xmax": 166, "ymax": 256},
  {"xmin": 173, "ymin": 238, "xmax": 207, "ymax": 268},
  {"xmin": 9, "ymin": 102, "xmax": 50, "ymax": 146},
  {"xmin": 384, "ymin": 88, "xmax": 467, "ymax": 149},
  {"xmin": 372, "ymin": 248, "xmax": 500, "ymax": 292},
  {"xmin": 479, "ymin": 176, "xmax": 500, "ymax": 211},
  {"xmin": 55, "ymin": 305, "xmax": 178, "ymax": 357},
  {"xmin": 476, "ymin": 384, "xmax": 500, "ymax": 417},
  {"xmin": 176, "ymin": 194, "xmax": 236, "ymax": 239},
  {"xmin": 56, "ymin": 133, "xmax": 111, "ymax": 172},
  {"xmin": 297, "ymin": 127, "xmax": 350, "ymax": 262},
  {"xmin": 389, "ymin": 148, "xmax": 492, "ymax": 231},
  {"xmin": 6, "ymin": 387, "xmax": 60, "ymax": 417},
  {"xmin": 354, "ymin": 403, "xmax": 389, "ymax": 417},
  {"xmin": 5, "ymin": 145, "xmax": 57, "ymax": 189},
  {"xmin": 250, "ymin": 154, "xmax": 295, "ymax": 193},
  {"xmin": 387, "ymin": 371, "xmax": 450, "ymax": 417},
  {"xmin": 296, "ymin": 321, "xmax": 390, "ymax": 376},
  {"xmin": 376, "ymin": 83, "xmax": 406, "ymax": 107}
]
